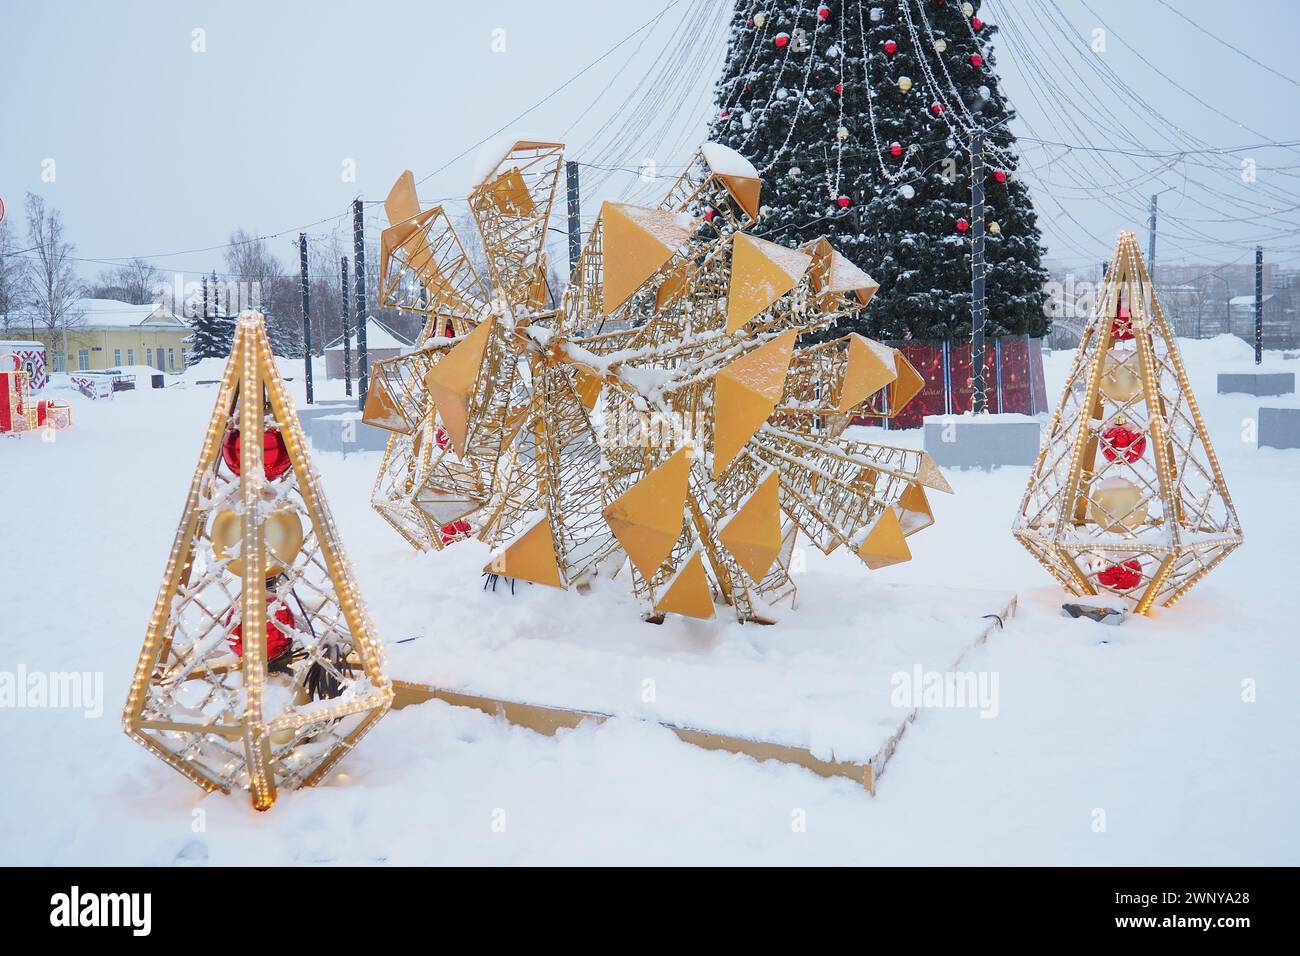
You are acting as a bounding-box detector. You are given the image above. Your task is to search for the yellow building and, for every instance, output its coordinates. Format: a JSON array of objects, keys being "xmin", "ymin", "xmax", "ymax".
[{"xmin": 36, "ymin": 298, "xmax": 191, "ymax": 373}]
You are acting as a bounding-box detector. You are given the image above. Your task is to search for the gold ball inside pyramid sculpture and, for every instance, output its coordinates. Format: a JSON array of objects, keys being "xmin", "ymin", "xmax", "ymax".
[
  {"xmin": 365, "ymin": 140, "xmax": 953, "ymax": 624},
  {"xmin": 1012, "ymin": 230, "xmax": 1243, "ymax": 614}
]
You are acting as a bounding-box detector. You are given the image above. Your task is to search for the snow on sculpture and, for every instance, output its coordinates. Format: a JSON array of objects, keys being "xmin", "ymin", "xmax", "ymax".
[{"xmin": 364, "ymin": 139, "xmax": 952, "ymax": 623}]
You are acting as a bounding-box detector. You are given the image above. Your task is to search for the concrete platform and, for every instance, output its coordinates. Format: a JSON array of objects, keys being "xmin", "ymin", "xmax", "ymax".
[
  {"xmin": 1218, "ymin": 371, "xmax": 1295, "ymax": 396},
  {"xmin": 924, "ymin": 413, "xmax": 1042, "ymax": 470},
  {"xmin": 389, "ymin": 583, "xmax": 1017, "ymax": 793},
  {"xmin": 1258, "ymin": 407, "xmax": 1300, "ymax": 450},
  {"xmin": 299, "ymin": 403, "xmax": 390, "ymax": 454}
]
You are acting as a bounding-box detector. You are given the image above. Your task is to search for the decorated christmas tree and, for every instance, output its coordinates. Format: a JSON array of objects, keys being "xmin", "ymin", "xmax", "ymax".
[{"xmin": 708, "ymin": 0, "xmax": 1049, "ymax": 340}]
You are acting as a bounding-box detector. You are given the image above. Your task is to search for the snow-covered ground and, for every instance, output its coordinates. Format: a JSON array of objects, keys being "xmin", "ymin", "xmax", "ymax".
[{"xmin": 2, "ymin": 335, "xmax": 1296, "ymax": 865}]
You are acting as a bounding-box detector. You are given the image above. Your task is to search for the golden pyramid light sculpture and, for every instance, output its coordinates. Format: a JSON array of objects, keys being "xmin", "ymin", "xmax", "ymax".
[
  {"xmin": 367, "ymin": 138, "xmax": 952, "ymax": 623},
  {"xmin": 124, "ymin": 313, "xmax": 392, "ymax": 810},
  {"xmin": 1013, "ymin": 231, "xmax": 1242, "ymax": 614}
]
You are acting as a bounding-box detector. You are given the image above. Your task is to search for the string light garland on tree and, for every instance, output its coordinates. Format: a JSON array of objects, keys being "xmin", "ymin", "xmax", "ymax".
[{"xmin": 706, "ymin": 0, "xmax": 1047, "ymax": 340}]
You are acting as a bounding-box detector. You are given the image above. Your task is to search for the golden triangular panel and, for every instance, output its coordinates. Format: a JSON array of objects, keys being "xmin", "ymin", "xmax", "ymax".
[
  {"xmin": 713, "ymin": 330, "xmax": 797, "ymax": 477},
  {"xmin": 423, "ymin": 316, "xmax": 494, "ymax": 457},
  {"xmin": 654, "ymin": 551, "xmax": 716, "ymax": 620},
  {"xmin": 889, "ymin": 351, "xmax": 925, "ymax": 412},
  {"xmin": 718, "ymin": 470, "xmax": 782, "ymax": 582},
  {"xmin": 485, "ymin": 515, "xmax": 564, "ymax": 588},
  {"xmin": 122, "ymin": 313, "xmax": 391, "ymax": 811},
  {"xmin": 856, "ymin": 506, "xmax": 912, "ymax": 570},
  {"xmin": 603, "ymin": 448, "xmax": 690, "ymax": 580},
  {"xmin": 896, "ymin": 482, "xmax": 935, "ymax": 536},
  {"xmin": 726, "ymin": 234, "xmax": 812, "ymax": 333},
  {"xmin": 361, "ymin": 372, "xmax": 408, "ymax": 434},
  {"xmin": 718, "ymin": 173, "xmax": 761, "ymax": 221},
  {"xmin": 655, "ymin": 261, "xmax": 695, "ymax": 313},
  {"xmin": 601, "ymin": 201, "xmax": 693, "ymax": 314},
  {"xmin": 841, "ymin": 335, "xmax": 899, "ymax": 411},
  {"xmin": 800, "ymin": 238, "xmax": 880, "ymax": 310},
  {"xmin": 485, "ymin": 167, "xmax": 535, "ymax": 217}
]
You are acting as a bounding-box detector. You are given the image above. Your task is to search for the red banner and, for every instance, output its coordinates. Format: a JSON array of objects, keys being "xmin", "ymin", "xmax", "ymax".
[
  {"xmin": 848, "ymin": 336, "xmax": 1047, "ymax": 430},
  {"xmin": 997, "ymin": 336, "xmax": 1031, "ymax": 414},
  {"xmin": 948, "ymin": 340, "xmax": 1001, "ymax": 415},
  {"xmin": 891, "ymin": 342, "xmax": 947, "ymax": 430}
]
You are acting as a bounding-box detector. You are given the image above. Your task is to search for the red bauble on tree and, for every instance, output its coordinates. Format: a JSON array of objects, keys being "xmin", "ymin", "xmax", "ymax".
[
  {"xmin": 1101, "ymin": 425, "xmax": 1147, "ymax": 464},
  {"xmin": 993, "ymin": 169, "xmax": 1007, "ymax": 183},
  {"xmin": 1098, "ymin": 559, "xmax": 1143, "ymax": 591},
  {"xmin": 703, "ymin": 209, "xmax": 717, "ymax": 222},
  {"xmin": 434, "ymin": 425, "xmax": 451, "ymax": 450},
  {"xmin": 889, "ymin": 141, "xmax": 904, "ymax": 157},
  {"xmin": 817, "ymin": 4, "xmax": 831, "ymax": 21},
  {"xmin": 835, "ymin": 81, "xmax": 844, "ymax": 96},
  {"xmin": 774, "ymin": 32, "xmax": 790, "ymax": 49},
  {"xmin": 931, "ymin": 102, "xmax": 945, "ymax": 115},
  {"xmin": 955, "ymin": 218, "xmax": 970, "ymax": 233},
  {"xmin": 970, "ymin": 53, "xmax": 984, "ymax": 67},
  {"xmin": 837, "ymin": 196, "xmax": 851, "ymax": 208},
  {"xmin": 971, "ymin": 17, "xmax": 984, "ymax": 30},
  {"xmin": 883, "ymin": 39, "xmax": 898, "ymax": 54},
  {"xmin": 222, "ymin": 427, "xmax": 293, "ymax": 481},
  {"xmin": 226, "ymin": 597, "xmax": 295, "ymax": 661},
  {"xmin": 719, "ymin": 110, "xmax": 729, "ymax": 119}
]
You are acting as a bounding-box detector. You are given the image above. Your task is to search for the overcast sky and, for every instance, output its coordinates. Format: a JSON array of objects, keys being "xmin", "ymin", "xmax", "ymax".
[{"xmin": 3, "ymin": 0, "xmax": 1299, "ymax": 285}]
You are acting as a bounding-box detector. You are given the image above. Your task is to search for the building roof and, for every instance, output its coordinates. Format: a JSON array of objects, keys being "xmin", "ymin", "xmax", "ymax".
[
  {"xmin": 1229, "ymin": 294, "xmax": 1274, "ymax": 306},
  {"xmin": 325, "ymin": 318, "xmax": 413, "ymax": 352},
  {"xmin": 76, "ymin": 298, "xmax": 188, "ymax": 330}
]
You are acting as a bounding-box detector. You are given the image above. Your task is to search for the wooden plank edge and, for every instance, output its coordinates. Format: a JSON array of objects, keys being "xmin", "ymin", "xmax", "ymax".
[
  {"xmin": 867, "ymin": 593, "xmax": 1018, "ymax": 790},
  {"xmin": 391, "ymin": 683, "xmax": 873, "ymax": 792}
]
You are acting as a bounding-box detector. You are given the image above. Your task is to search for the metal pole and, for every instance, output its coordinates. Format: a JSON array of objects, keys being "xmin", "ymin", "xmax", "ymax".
[
  {"xmin": 970, "ymin": 129, "xmax": 988, "ymax": 415},
  {"xmin": 299, "ymin": 233, "xmax": 314, "ymax": 405},
  {"xmin": 341, "ymin": 256, "xmax": 352, "ymax": 398},
  {"xmin": 1255, "ymin": 245, "xmax": 1264, "ymax": 365},
  {"xmin": 1147, "ymin": 193, "xmax": 1158, "ymax": 282},
  {"xmin": 565, "ymin": 161, "xmax": 582, "ymax": 277},
  {"xmin": 352, "ymin": 199, "xmax": 369, "ymax": 409}
]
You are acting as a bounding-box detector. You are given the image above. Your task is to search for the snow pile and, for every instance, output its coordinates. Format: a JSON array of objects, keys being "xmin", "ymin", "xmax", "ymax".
[
  {"xmin": 701, "ymin": 141, "xmax": 759, "ymax": 179},
  {"xmin": 1, "ymin": 341, "xmax": 1297, "ymax": 864},
  {"xmin": 471, "ymin": 133, "xmax": 558, "ymax": 187}
]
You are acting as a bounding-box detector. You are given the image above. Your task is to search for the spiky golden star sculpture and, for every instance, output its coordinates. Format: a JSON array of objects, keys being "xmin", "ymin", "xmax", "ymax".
[{"xmin": 365, "ymin": 140, "xmax": 952, "ymax": 623}]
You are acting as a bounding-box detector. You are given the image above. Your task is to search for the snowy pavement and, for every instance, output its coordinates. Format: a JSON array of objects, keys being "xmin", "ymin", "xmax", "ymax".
[{"xmin": 1, "ymin": 336, "xmax": 1296, "ymax": 865}]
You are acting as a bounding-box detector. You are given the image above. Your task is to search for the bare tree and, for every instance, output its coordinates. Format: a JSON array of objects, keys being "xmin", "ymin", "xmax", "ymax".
[
  {"xmin": 88, "ymin": 257, "xmax": 163, "ymax": 304},
  {"xmin": 0, "ymin": 219, "xmax": 22, "ymax": 337},
  {"xmin": 21, "ymin": 193, "xmax": 84, "ymax": 368},
  {"xmin": 223, "ymin": 229, "xmax": 301, "ymax": 355}
]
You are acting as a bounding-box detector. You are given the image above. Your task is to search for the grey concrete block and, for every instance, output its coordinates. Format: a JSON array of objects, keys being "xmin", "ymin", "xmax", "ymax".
[
  {"xmin": 302, "ymin": 409, "xmax": 391, "ymax": 454},
  {"xmin": 297, "ymin": 400, "xmax": 358, "ymax": 425},
  {"xmin": 1217, "ymin": 371, "xmax": 1295, "ymax": 396},
  {"xmin": 923, "ymin": 414, "xmax": 1043, "ymax": 470},
  {"xmin": 1258, "ymin": 407, "xmax": 1300, "ymax": 450}
]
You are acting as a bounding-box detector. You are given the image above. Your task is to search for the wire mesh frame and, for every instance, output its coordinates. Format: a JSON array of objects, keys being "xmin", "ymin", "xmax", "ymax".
[
  {"xmin": 367, "ymin": 139, "xmax": 952, "ymax": 623},
  {"xmin": 1012, "ymin": 231, "xmax": 1242, "ymax": 614},
  {"xmin": 123, "ymin": 315, "xmax": 392, "ymax": 810}
]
